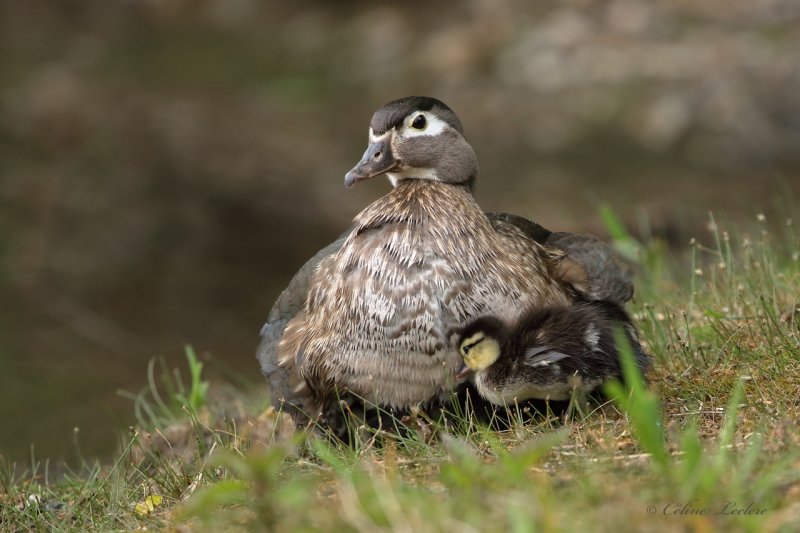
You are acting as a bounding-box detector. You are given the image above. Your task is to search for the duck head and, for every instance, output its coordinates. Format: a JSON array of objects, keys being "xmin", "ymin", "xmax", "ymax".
[
  {"xmin": 345, "ymin": 96, "xmax": 479, "ymax": 190},
  {"xmin": 456, "ymin": 316, "xmax": 506, "ymax": 379}
]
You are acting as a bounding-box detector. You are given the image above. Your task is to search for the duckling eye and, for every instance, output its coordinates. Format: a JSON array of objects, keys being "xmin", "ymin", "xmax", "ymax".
[{"xmin": 411, "ymin": 115, "xmax": 427, "ymax": 130}]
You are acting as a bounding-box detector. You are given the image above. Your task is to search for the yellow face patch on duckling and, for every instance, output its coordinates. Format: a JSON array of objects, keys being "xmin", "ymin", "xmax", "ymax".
[{"xmin": 459, "ymin": 331, "xmax": 502, "ymax": 371}]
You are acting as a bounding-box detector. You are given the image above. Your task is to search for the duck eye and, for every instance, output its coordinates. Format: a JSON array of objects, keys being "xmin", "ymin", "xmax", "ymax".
[
  {"xmin": 461, "ymin": 344, "xmax": 471, "ymax": 355},
  {"xmin": 411, "ymin": 115, "xmax": 427, "ymax": 130}
]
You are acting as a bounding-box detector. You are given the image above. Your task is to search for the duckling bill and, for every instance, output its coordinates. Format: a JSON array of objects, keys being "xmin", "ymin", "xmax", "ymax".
[{"xmin": 457, "ymin": 301, "xmax": 651, "ymax": 404}]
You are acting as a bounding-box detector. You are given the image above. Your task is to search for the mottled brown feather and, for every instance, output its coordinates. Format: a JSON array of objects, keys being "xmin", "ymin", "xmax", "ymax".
[
  {"xmin": 258, "ymin": 214, "xmax": 633, "ymax": 422},
  {"xmin": 277, "ymin": 181, "xmax": 571, "ymax": 413}
]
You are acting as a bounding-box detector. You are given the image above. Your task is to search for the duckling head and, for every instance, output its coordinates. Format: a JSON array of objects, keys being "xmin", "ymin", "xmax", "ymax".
[
  {"xmin": 456, "ymin": 317, "xmax": 506, "ymax": 379},
  {"xmin": 344, "ymin": 96, "xmax": 478, "ymax": 190}
]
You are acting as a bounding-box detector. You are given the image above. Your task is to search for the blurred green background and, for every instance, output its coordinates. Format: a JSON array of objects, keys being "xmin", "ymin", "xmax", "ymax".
[{"xmin": 1, "ymin": 0, "xmax": 798, "ymax": 463}]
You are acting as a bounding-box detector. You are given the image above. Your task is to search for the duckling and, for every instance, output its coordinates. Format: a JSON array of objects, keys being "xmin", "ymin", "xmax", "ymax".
[
  {"xmin": 259, "ymin": 96, "xmax": 632, "ymax": 429},
  {"xmin": 457, "ymin": 300, "xmax": 650, "ymax": 404}
]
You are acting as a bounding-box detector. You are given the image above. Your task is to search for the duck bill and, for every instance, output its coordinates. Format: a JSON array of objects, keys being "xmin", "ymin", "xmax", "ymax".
[
  {"xmin": 344, "ymin": 141, "xmax": 400, "ymax": 188},
  {"xmin": 456, "ymin": 364, "xmax": 474, "ymax": 381}
]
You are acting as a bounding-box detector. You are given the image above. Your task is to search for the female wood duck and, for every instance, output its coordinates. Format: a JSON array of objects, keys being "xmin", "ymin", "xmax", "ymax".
[
  {"xmin": 258, "ymin": 97, "xmax": 633, "ymax": 426},
  {"xmin": 457, "ymin": 300, "xmax": 651, "ymax": 404}
]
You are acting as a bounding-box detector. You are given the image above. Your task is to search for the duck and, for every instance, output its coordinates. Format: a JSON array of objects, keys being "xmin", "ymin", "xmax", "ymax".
[
  {"xmin": 257, "ymin": 96, "xmax": 633, "ymax": 428},
  {"xmin": 457, "ymin": 300, "xmax": 651, "ymax": 405}
]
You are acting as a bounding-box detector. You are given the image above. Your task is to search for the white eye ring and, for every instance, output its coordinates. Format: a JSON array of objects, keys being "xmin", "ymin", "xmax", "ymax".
[{"xmin": 402, "ymin": 113, "xmax": 449, "ymax": 138}]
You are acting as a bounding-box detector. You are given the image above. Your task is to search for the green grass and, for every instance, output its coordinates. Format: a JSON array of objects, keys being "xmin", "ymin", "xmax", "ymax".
[{"xmin": 1, "ymin": 210, "xmax": 799, "ymax": 532}]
